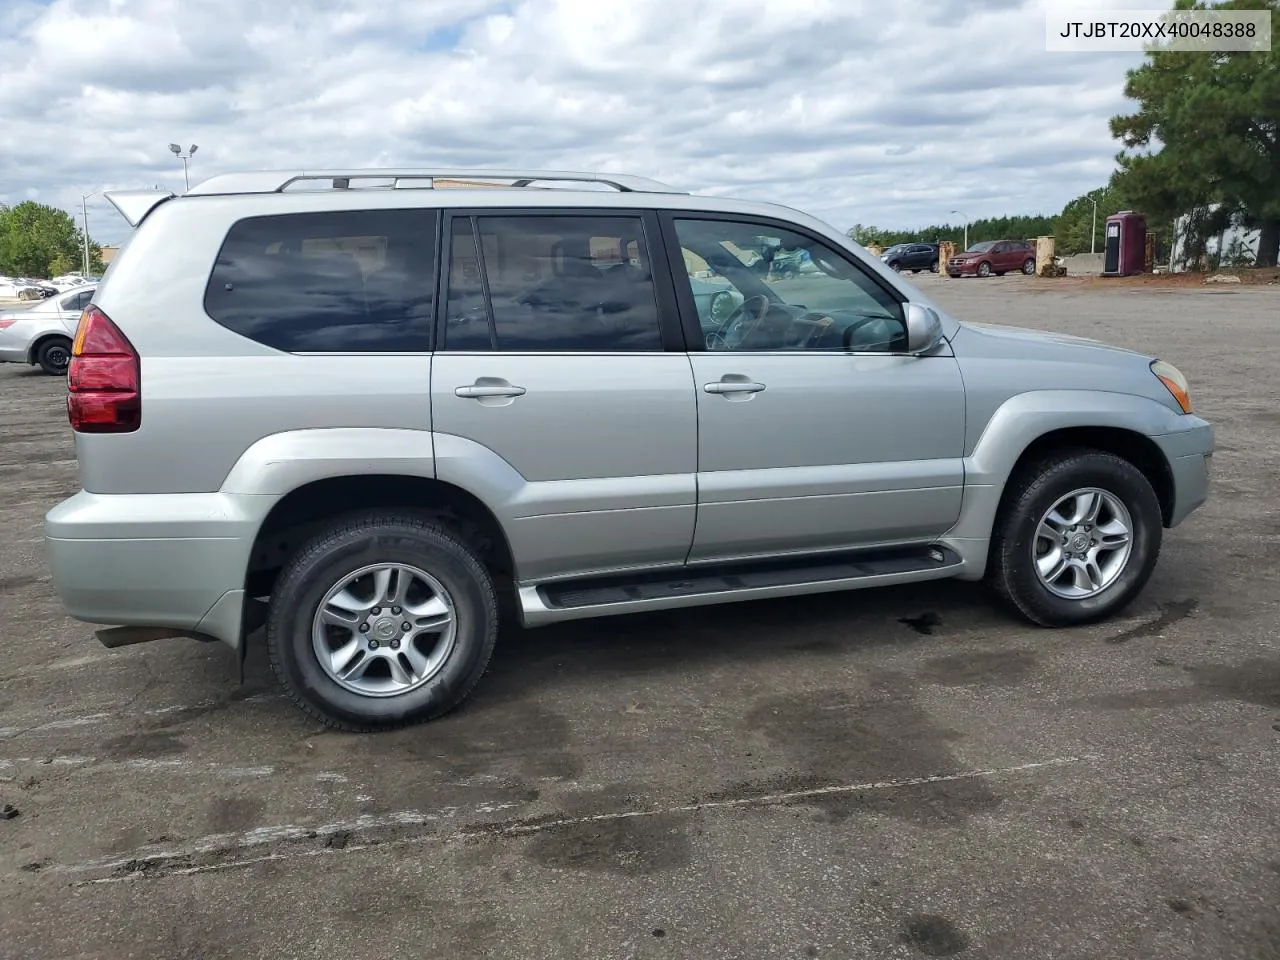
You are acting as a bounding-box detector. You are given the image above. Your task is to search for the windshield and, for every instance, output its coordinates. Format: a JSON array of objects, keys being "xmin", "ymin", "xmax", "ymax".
[{"xmin": 966, "ymin": 241, "xmax": 997, "ymax": 253}]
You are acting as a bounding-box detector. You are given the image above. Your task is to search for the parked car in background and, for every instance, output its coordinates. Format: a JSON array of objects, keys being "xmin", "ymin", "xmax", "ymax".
[
  {"xmin": 947, "ymin": 240, "xmax": 1037, "ymax": 278},
  {"xmin": 0, "ymin": 277, "xmax": 44, "ymax": 300},
  {"xmin": 880, "ymin": 242, "xmax": 940, "ymax": 273},
  {"xmin": 43, "ymin": 166, "xmax": 1212, "ymax": 732},
  {"xmin": 50, "ymin": 274, "xmax": 98, "ymax": 292},
  {"xmin": 20, "ymin": 278, "xmax": 57, "ymax": 298},
  {"xmin": 0, "ymin": 283, "xmax": 95, "ymax": 375}
]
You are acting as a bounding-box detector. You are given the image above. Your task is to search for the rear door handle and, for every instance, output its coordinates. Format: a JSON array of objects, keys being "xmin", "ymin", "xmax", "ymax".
[
  {"xmin": 455, "ymin": 381, "xmax": 527, "ymax": 399},
  {"xmin": 703, "ymin": 379, "xmax": 766, "ymax": 395}
]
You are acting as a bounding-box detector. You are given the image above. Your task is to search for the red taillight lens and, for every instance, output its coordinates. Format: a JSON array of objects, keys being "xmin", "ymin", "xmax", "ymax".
[
  {"xmin": 67, "ymin": 306, "xmax": 141, "ymax": 433},
  {"xmin": 0, "ymin": 319, "xmax": 16, "ymax": 330}
]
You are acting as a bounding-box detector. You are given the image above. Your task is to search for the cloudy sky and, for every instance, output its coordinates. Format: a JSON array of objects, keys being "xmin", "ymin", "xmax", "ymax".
[{"xmin": 1, "ymin": 0, "xmax": 1162, "ymax": 247}]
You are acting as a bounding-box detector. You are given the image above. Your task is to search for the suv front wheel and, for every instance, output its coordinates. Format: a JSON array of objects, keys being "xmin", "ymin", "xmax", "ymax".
[
  {"xmin": 987, "ymin": 450, "xmax": 1163, "ymax": 627},
  {"xmin": 266, "ymin": 512, "xmax": 498, "ymax": 731}
]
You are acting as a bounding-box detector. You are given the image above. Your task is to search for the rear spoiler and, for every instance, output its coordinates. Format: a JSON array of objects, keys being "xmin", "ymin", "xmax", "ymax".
[{"xmin": 105, "ymin": 189, "xmax": 176, "ymax": 228}]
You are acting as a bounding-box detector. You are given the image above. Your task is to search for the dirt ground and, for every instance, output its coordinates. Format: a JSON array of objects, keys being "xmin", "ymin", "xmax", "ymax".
[{"xmin": 1, "ymin": 276, "xmax": 1278, "ymax": 959}]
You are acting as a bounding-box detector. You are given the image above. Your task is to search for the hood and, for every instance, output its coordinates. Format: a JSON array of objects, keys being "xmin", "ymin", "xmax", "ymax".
[{"xmin": 953, "ymin": 320, "xmax": 1153, "ymax": 364}]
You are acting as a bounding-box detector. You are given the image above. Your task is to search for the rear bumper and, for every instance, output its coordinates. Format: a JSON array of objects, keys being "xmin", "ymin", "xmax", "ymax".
[
  {"xmin": 44, "ymin": 490, "xmax": 271, "ymax": 649},
  {"xmin": 1152, "ymin": 417, "xmax": 1214, "ymax": 527}
]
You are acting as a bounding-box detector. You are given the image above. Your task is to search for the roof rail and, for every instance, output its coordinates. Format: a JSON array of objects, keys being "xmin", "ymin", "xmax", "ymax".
[{"xmin": 185, "ymin": 168, "xmax": 687, "ymax": 197}]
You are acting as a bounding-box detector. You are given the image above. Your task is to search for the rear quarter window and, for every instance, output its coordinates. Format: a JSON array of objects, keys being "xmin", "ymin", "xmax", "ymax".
[{"xmin": 204, "ymin": 209, "xmax": 439, "ymax": 352}]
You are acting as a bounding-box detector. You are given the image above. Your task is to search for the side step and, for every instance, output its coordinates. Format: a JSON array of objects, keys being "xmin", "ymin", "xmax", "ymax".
[{"xmin": 519, "ymin": 544, "xmax": 964, "ymax": 627}]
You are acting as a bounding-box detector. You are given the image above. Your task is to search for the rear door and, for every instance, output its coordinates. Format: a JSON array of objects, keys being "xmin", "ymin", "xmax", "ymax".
[{"xmin": 430, "ymin": 210, "xmax": 698, "ymax": 583}]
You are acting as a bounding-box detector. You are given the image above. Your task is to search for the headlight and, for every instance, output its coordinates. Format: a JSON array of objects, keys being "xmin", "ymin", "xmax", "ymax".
[{"xmin": 1151, "ymin": 359, "xmax": 1192, "ymax": 413}]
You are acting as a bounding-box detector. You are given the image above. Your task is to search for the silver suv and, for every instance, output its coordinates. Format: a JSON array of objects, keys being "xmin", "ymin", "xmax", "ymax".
[{"xmin": 44, "ymin": 168, "xmax": 1213, "ymax": 731}]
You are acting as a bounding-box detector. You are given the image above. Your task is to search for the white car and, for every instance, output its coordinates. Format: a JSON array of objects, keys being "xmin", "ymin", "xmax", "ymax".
[
  {"xmin": 0, "ymin": 284, "xmax": 96, "ymax": 375},
  {"xmin": 0, "ymin": 277, "xmax": 44, "ymax": 300},
  {"xmin": 50, "ymin": 274, "xmax": 96, "ymax": 292}
]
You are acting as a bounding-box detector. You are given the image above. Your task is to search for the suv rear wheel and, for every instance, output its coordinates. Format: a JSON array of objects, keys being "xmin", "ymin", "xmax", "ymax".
[
  {"xmin": 987, "ymin": 450, "xmax": 1162, "ymax": 626},
  {"xmin": 266, "ymin": 512, "xmax": 498, "ymax": 731}
]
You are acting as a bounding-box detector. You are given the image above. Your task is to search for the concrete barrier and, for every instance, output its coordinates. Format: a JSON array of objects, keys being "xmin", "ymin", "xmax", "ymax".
[{"xmin": 1061, "ymin": 253, "xmax": 1105, "ymax": 276}]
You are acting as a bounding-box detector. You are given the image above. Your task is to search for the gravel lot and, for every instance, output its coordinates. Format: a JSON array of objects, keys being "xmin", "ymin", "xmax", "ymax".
[{"xmin": 1, "ymin": 276, "xmax": 1277, "ymax": 960}]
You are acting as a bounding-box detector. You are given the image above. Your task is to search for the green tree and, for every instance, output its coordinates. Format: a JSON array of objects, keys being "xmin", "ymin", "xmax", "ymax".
[
  {"xmin": 0, "ymin": 201, "xmax": 101, "ymax": 277},
  {"xmin": 1055, "ymin": 181, "xmax": 1131, "ymax": 256},
  {"xmin": 1110, "ymin": 0, "xmax": 1280, "ymax": 267}
]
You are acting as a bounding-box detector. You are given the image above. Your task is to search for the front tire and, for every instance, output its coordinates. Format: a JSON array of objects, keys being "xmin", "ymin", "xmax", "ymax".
[
  {"xmin": 977, "ymin": 261, "xmax": 991, "ymax": 278},
  {"xmin": 266, "ymin": 512, "xmax": 499, "ymax": 731},
  {"xmin": 36, "ymin": 337, "xmax": 72, "ymax": 376},
  {"xmin": 987, "ymin": 450, "xmax": 1162, "ymax": 627},
  {"xmin": 929, "ymin": 260, "xmax": 939, "ymax": 273}
]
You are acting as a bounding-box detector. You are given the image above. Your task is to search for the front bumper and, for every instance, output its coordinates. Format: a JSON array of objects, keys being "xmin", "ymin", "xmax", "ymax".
[
  {"xmin": 1151, "ymin": 417, "xmax": 1214, "ymax": 527},
  {"xmin": 44, "ymin": 490, "xmax": 271, "ymax": 649}
]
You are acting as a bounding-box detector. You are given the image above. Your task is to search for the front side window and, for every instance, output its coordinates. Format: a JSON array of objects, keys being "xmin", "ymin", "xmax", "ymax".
[
  {"xmin": 672, "ymin": 218, "xmax": 906, "ymax": 353},
  {"xmin": 204, "ymin": 209, "xmax": 438, "ymax": 352},
  {"xmin": 443, "ymin": 214, "xmax": 663, "ymax": 351}
]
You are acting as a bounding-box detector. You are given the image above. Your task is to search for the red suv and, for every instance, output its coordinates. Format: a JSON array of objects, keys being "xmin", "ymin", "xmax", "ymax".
[{"xmin": 946, "ymin": 239, "xmax": 1036, "ymax": 278}]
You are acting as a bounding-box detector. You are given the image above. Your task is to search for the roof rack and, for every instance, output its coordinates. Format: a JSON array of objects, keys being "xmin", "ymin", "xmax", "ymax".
[{"xmin": 184, "ymin": 168, "xmax": 687, "ymax": 197}]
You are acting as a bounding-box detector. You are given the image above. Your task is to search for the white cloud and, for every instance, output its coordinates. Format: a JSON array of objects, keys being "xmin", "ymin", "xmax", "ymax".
[{"xmin": 0, "ymin": 0, "xmax": 1162, "ymax": 247}]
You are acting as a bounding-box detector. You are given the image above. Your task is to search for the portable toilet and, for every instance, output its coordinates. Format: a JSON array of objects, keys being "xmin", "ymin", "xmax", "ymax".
[{"xmin": 1102, "ymin": 211, "xmax": 1147, "ymax": 276}]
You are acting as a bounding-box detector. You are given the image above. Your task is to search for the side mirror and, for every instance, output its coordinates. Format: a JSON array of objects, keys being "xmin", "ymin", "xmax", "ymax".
[{"xmin": 904, "ymin": 303, "xmax": 943, "ymax": 354}]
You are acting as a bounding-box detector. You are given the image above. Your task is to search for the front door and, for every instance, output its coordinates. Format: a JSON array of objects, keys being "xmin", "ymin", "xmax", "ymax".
[
  {"xmin": 431, "ymin": 211, "xmax": 697, "ymax": 583},
  {"xmin": 663, "ymin": 214, "xmax": 967, "ymax": 565}
]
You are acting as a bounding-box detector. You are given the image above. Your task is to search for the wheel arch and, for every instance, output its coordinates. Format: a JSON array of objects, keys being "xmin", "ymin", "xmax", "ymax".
[{"xmin": 244, "ymin": 474, "xmax": 517, "ymax": 601}]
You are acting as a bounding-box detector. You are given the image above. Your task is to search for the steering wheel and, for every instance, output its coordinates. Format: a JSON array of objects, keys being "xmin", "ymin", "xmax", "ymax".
[{"xmin": 706, "ymin": 294, "xmax": 770, "ymax": 351}]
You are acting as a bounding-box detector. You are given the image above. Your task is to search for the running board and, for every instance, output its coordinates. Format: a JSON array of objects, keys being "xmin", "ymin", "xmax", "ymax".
[{"xmin": 518, "ymin": 545, "xmax": 963, "ymax": 627}]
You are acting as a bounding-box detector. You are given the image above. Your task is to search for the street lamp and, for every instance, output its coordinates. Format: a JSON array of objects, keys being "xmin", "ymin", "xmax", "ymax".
[
  {"xmin": 950, "ymin": 209, "xmax": 971, "ymax": 251},
  {"xmin": 168, "ymin": 143, "xmax": 199, "ymax": 191},
  {"xmin": 1087, "ymin": 192, "xmax": 1100, "ymax": 254},
  {"xmin": 80, "ymin": 190, "xmax": 101, "ymax": 277}
]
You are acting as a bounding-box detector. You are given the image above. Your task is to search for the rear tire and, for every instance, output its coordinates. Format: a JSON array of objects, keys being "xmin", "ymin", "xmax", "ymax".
[
  {"xmin": 1022, "ymin": 257, "xmax": 1036, "ymax": 275},
  {"xmin": 987, "ymin": 449, "xmax": 1163, "ymax": 627},
  {"xmin": 36, "ymin": 337, "xmax": 72, "ymax": 376},
  {"xmin": 266, "ymin": 512, "xmax": 498, "ymax": 731}
]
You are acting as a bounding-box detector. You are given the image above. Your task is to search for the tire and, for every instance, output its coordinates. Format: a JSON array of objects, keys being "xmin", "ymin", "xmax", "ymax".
[
  {"xmin": 1022, "ymin": 258, "xmax": 1036, "ymax": 275},
  {"xmin": 266, "ymin": 512, "xmax": 499, "ymax": 731},
  {"xmin": 977, "ymin": 261, "xmax": 991, "ymax": 277},
  {"xmin": 35, "ymin": 337, "xmax": 72, "ymax": 376},
  {"xmin": 888, "ymin": 261, "xmax": 901, "ymax": 272},
  {"xmin": 987, "ymin": 449, "xmax": 1163, "ymax": 627},
  {"xmin": 929, "ymin": 260, "xmax": 939, "ymax": 273}
]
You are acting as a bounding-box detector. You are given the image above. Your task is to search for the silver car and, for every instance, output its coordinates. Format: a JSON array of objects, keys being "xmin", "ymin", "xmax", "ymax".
[
  {"xmin": 44, "ymin": 168, "xmax": 1213, "ymax": 731},
  {"xmin": 0, "ymin": 284, "xmax": 96, "ymax": 375}
]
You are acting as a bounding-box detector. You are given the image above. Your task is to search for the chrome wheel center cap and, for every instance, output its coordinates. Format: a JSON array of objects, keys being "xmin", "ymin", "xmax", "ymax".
[
  {"xmin": 371, "ymin": 617, "xmax": 398, "ymax": 640},
  {"xmin": 1069, "ymin": 532, "xmax": 1090, "ymax": 552}
]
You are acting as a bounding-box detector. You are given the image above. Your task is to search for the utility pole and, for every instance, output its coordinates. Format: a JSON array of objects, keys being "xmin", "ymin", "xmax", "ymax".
[
  {"xmin": 168, "ymin": 143, "xmax": 199, "ymax": 191},
  {"xmin": 950, "ymin": 209, "xmax": 970, "ymax": 250},
  {"xmin": 81, "ymin": 190, "xmax": 100, "ymax": 276},
  {"xmin": 1089, "ymin": 192, "xmax": 1099, "ymax": 254}
]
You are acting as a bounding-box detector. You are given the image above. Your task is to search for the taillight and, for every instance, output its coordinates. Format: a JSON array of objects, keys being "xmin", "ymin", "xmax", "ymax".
[
  {"xmin": 67, "ymin": 306, "xmax": 141, "ymax": 433},
  {"xmin": 0, "ymin": 319, "xmax": 16, "ymax": 329}
]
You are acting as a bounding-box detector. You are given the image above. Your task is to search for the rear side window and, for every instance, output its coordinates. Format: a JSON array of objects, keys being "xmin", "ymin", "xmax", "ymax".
[
  {"xmin": 204, "ymin": 209, "xmax": 438, "ymax": 352},
  {"xmin": 443, "ymin": 214, "xmax": 663, "ymax": 351}
]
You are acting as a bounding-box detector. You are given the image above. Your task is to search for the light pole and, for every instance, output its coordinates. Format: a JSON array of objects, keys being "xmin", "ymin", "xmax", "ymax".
[
  {"xmin": 950, "ymin": 209, "xmax": 970, "ymax": 251},
  {"xmin": 1088, "ymin": 192, "xmax": 1099, "ymax": 254},
  {"xmin": 168, "ymin": 143, "xmax": 199, "ymax": 190},
  {"xmin": 80, "ymin": 190, "xmax": 101, "ymax": 277}
]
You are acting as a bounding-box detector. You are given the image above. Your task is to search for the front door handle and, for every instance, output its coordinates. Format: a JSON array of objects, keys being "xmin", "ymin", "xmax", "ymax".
[
  {"xmin": 703, "ymin": 378, "xmax": 766, "ymax": 395},
  {"xmin": 455, "ymin": 380, "xmax": 527, "ymax": 399}
]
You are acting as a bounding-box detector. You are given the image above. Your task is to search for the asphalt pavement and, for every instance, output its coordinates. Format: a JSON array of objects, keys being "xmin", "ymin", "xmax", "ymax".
[{"xmin": 1, "ymin": 275, "xmax": 1278, "ymax": 959}]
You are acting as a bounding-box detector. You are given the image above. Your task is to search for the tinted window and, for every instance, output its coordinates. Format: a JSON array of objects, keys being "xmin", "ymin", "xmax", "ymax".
[
  {"xmin": 673, "ymin": 217, "xmax": 906, "ymax": 353},
  {"xmin": 443, "ymin": 215, "xmax": 662, "ymax": 351},
  {"xmin": 204, "ymin": 209, "xmax": 438, "ymax": 352}
]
